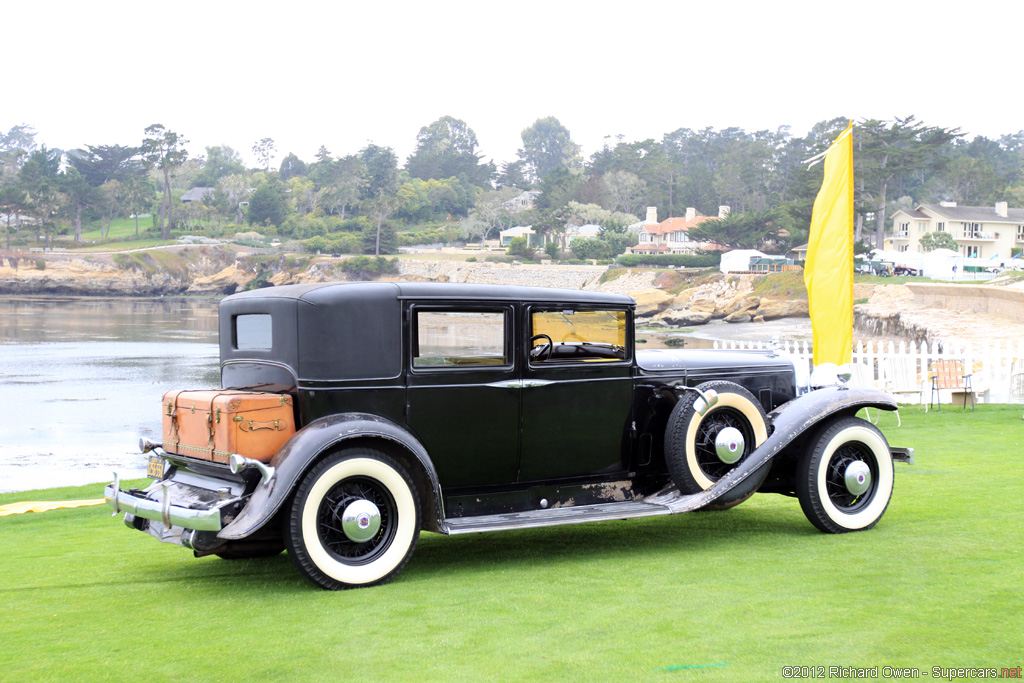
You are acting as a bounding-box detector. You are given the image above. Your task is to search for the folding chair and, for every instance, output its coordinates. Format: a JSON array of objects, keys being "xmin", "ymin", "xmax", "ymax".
[{"xmin": 929, "ymin": 359, "xmax": 983, "ymax": 411}]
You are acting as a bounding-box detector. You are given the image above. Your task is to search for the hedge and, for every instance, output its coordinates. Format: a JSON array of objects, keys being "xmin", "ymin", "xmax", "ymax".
[{"xmin": 615, "ymin": 253, "xmax": 720, "ymax": 268}]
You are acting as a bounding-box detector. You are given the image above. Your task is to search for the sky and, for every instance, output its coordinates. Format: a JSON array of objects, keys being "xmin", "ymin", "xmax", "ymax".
[{"xmin": 6, "ymin": 0, "xmax": 1022, "ymax": 170}]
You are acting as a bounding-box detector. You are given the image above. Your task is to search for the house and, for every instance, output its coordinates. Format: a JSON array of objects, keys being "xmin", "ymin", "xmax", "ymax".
[
  {"xmin": 565, "ymin": 224, "xmax": 602, "ymax": 246},
  {"xmin": 889, "ymin": 202, "xmax": 1024, "ymax": 261},
  {"xmin": 181, "ymin": 187, "xmax": 215, "ymax": 203},
  {"xmin": 629, "ymin": 207, "xmax": 721, "ymax": 255},
  {"xmin": 502, "ymin": 190, "xmax": 540, "ymax": 212},
  {"xmin": 499, "ymin": 225, "xmax": 547, "ymax": 248}
]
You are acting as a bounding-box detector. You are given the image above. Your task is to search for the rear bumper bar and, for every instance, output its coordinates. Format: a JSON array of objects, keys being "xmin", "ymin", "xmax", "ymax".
[{"xmin": 104, "ymin": 475, "xmax": 225, "ymax": 532}]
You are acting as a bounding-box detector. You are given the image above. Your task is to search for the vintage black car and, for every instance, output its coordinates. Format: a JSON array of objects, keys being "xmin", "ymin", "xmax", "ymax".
[{"xmin": 106, "ymin": 282, "xmax": 911, "ymax": 590}]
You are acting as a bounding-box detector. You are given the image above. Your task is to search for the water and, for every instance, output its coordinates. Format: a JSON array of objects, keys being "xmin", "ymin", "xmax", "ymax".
[
  {"xmin": 0, "ymin": 296, "xmax": 813, "ymax": 494},
  {"xmin": 0, "ymin": 297, "xmax": 220, "ymax": 493}
]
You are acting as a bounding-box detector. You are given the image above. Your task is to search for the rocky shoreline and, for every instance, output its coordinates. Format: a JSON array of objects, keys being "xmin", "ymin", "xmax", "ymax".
[{"xmin": 3, "ymin": 249, "xmax": 1023, "ymax": 346}]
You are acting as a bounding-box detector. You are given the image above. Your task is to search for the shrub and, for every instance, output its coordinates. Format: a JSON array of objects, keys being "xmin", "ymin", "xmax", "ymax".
[
  {"xmin": 339, "ymin": 256, "xmax": 401, "ymax": 280},
  {"xmin": 35, "ymin": 259, "xmax": 46, "ymax": 270},
  {"xmin": 616, "ymin": 253, "xmax": 720, "ymax": 268}
]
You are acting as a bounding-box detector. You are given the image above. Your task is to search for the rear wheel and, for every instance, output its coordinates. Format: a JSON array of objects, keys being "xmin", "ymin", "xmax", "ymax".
[
  {"xmin": 665, "ymin": 380, "xmax": 770, "ymax": 499},
  {"xmin": 285, "ymin": 448, "xmax": 420, "ymax": 590},
  {"xmin": 796, "ymin": 417, "xmax": 894, "ymax": 533}
]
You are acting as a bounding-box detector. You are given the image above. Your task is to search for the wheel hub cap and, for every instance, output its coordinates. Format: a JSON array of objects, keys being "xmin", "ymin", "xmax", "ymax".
[
  {"xmin": 844, "ymin": 460, "xmax": 872, "ymax": 496},
  {"xmin": 714, "ymin": 427, "xmax": 745, "ymax": 464},
  {"xmin": 341, "ymin": 499, "xmax": 381, "ymax": 543}
]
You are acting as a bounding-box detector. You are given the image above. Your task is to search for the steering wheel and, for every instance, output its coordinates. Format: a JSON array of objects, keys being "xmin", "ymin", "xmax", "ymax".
[{"xmin": 530, "ymin": 334, "xmax": 553, "ymax": 361}]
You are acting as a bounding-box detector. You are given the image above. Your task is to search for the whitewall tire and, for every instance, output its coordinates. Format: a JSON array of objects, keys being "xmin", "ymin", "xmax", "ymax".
[
  {"xmin": 286, "ymin": 449, "xmax": 420, "ymax": 590},
  {"xmin": 796, "ymin": 417, "xmax": 894, "ymax": 533}
]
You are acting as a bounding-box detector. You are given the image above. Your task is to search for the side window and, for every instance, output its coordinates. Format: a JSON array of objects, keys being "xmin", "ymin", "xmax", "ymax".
[
  {"xmin": 530, "ymin": 309, "xmax": 628, "ymax": 363},
  {"xmin": 235, "ymin": 314, "xmax": 273, "ymax": 350},
  {"xmin": 413, "ymin": 310, "xmax": 509, "ymax": 368}
]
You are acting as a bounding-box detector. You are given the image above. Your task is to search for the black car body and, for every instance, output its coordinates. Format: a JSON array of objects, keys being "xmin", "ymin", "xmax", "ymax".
[{"xmin": 106, "ymin": 282, "xmax": 911, "ymax": 589}]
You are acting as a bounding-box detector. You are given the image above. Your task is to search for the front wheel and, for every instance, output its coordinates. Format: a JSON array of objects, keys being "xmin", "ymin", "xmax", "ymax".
[
  {"xmin": 285, "ymin": 448, "xmax": 420, "ymax": 590},
  {"xmin": 796, "ymin": 417, "xmax": 894, "ymax": 533}
]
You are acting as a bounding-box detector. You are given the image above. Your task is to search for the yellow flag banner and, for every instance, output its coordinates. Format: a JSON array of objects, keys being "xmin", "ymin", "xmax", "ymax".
[{"xmin": 804, "ymin": 122, "xmax": 855, "ymax": 366}]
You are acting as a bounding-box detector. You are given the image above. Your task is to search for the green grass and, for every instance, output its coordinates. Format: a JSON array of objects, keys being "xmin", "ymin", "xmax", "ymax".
[
  {"xmin": 79, "ymin": 216, "xmax": 149, "ymax": 241},
  {"xmin": 1, "ymin": 405, "xmax": 1021, "ymax": 681}
]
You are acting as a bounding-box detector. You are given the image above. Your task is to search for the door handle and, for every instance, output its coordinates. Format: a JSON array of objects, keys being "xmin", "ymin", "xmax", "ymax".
[{"xmin": 521, "ymin": 380, "xmax": 553, "ymax": 388}]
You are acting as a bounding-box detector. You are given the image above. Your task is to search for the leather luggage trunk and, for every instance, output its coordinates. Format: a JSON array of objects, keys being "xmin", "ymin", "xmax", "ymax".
[{"xmin": 162, "ymin": 390, "xmax": 296, "ymax": 464}]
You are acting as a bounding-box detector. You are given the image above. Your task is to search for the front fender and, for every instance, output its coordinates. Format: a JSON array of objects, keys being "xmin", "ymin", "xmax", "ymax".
[
  {"xmin": 219, "ymin": 413, "xmax": 443, "ymax": 540},
  {"xmin": 646, "ymin": 386, "xmax": 897, "ymax": 513}
]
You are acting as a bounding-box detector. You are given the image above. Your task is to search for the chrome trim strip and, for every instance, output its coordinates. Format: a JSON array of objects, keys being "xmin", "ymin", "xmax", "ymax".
[{"xmin": 104, "ymin": 483, "xmax": 223, "ymax": 532}]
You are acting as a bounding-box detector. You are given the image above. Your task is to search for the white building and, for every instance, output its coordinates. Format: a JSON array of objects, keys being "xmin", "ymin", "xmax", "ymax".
[{"xmin": 889, "ymin": 201, "xmax": 1024, "ymax": 261}]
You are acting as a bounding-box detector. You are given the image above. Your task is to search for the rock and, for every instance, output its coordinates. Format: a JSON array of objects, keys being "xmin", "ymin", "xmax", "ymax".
[
  {"xmin": 718, "ymin": 294, "xmax": 760, "ymax": 318},
  {"xmin": 629, "ymin": 289, "xmax": 673, "ymax": 317},
  {"xmin": 724, "ymin": 310, "xmax": 753, "ymax": 323},
  {"xmin": 187, "ymin": 264, "xmax": 254, "ymax": 294},
  {"xmin": 662, "ymin": 309, "xmax": 714, "ymax": 326},
  {"xmin": 756, "ymin": 299, "xmax": 809, "ymax": 319}
]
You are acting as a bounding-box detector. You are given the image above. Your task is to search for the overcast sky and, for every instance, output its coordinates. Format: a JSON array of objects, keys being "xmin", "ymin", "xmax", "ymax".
[{"xmin": 6, "ymin": 0, "xmax": 1021, "ymax": 170}]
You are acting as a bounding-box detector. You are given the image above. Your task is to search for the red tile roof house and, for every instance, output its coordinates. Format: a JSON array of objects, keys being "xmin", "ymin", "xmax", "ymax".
[{"xmin": 629, "ymin": 207, "xmax": 726, "ymax": 255}]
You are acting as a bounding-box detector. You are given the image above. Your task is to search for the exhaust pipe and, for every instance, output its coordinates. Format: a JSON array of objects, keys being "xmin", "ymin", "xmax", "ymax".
[{"xmin": 229, "ymin": 454, "xmax": 275, "ymax": 485}]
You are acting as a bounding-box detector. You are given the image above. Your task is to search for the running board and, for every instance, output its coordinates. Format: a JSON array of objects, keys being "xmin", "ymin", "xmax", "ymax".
[{"xmin": 443, "ymin": 500, "xmax": 672, "ymax": 535}]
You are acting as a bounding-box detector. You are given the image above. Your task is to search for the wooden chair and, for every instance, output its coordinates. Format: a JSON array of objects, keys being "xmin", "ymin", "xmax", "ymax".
[
  {"xmin": 1011, "ymin": 360, "xmax": 1024, "ymax": 421},
  {"xmin": 882, "ymin": 357, "xmax": 927, "ymax": 407},
  {"xmin": 929, "ymin": 359, "xmax": 986, "ymax": 411}
]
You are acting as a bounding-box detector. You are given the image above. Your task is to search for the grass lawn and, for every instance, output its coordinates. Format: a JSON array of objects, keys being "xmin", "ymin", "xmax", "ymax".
[{"xmin": 1, "ymin": 405, "xmax": 1021, "ymax": 681}]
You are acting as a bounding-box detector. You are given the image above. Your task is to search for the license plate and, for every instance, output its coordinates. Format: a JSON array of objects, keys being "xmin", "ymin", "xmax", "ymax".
[{"xmin": 147, "ymin": 455, "xmax": 166, "ymax": 479}]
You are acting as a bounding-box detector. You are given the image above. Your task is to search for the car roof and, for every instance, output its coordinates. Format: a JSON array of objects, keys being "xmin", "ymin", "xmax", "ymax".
[{"xmin": 226, "ymin": 281, "xmax": 635, "ymax": 307}]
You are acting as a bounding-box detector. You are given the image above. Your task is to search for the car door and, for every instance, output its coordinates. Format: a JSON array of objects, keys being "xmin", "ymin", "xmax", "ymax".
[
  {"xmin": 516, "ymin": 305, "xmax": 634, "ymax": 482},
  {"xmin": 405, "ymin": 304, "xmax": 521, "ymax": 488}
]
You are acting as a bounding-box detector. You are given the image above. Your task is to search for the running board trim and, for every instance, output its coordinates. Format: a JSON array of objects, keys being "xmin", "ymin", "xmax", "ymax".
[{"xmin": 443, "ymin": 500, "xmax": 671, "ymax": 535}]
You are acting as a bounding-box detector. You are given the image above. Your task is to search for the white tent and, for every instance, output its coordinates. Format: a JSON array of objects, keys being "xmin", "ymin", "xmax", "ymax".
[
  {"xmin": 720, "ymin": 249, "xmax": 766, "ymax": 273},
  {"xmin": 920, "ymin": 248, "xmax": 964, "ymax": 279}
]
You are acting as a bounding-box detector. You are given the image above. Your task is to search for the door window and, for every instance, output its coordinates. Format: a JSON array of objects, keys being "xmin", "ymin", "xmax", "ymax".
[
  {"xmin": 413, "ymin": 310, "xmax": 508, "ymax": 368},
  {"xmin": 529, "ymin": 309, "xmax": 628, "ymax": 364}
]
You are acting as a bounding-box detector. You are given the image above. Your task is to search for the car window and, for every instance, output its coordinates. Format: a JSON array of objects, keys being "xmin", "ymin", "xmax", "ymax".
[
  {"xmin": 530, "ymin": 309, "xmax": 628, "ymax": 363},
  {"xmin": 413, "ymin": 310, "xmax": 509, "ymax": 368}
]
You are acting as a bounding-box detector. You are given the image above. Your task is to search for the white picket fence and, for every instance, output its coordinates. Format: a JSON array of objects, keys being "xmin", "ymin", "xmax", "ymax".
[{"xmin": 712, "ymin": 338, "xmax": 1024, "ymax": 405}]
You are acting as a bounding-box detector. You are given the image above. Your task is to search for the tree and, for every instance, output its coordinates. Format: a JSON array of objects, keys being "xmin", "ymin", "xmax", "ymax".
[
  {"xmin": 856, "ymin": 116, "xmax": 962, "ymax": 248},
  {"xmin": 314, "ymin": 155, "xmax": 366, "ymax": 219},
  {"xmin": 359, "ymin": 144, "xmax": 399, "ymax": 199},
  {"xmin": 193, "ymin": 145, "xmax": 246, "ymax": 187},
  {"xmin": 121, "ymin": 174, "xmax": 156, "ymax": 236},
  {"xmin": 140, "ymin": 124, "xmax": 189, "ymax": 239},
  {"xmin": 252, "ymin": 137, "xmax": 277, "ymax": 172},
  {"xmin": 688, "ymin": 207, "xmax": 794, "ymax": 250},
  {"xmin": 919, "ymin": 231, "xmax": 959, "ymax": 252},
  {"xmin": 518, "ymin": 116, "xmax": 582, "ymax": 183},
  {"xmin": 19, "ymin": 146, "xmax": 65, "ymax": 248},
  {"xmin": 601, "ymin": 171, "xmax": 647, "ymax": 215},
  {"xmin": 495, "ymin": 160, "xmax": 530, "ymax": 189},
  {"xmin": 0, "ymin": 183, "xmax": 27, "ymax": 249},
  {"xmin": 405, "ymin": 115, "xmax": 494, "ymax": 188},
  {"xmin": 279, "ymin": 152, "xmax": 307, "ymax": 181},
  {"xmin": 365, "ymin": 194, "xmax": 398, "ymax": 255},
  {"xmin": 247, "ymin": 181, "xmax": 288, "ymax": 227},
  {"xmin": 59, "ymin": 165, "xmax": 102, "ymax": 242},
  {"xmin": 67, "ymin": 144, "xmax": 140, "ymax": 187}
]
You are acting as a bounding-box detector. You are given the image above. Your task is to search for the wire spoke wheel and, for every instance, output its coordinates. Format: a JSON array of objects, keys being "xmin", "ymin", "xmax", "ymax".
[
  {"xmin": 286, "ymin": 448, "xmax": 420, "ymax": 590},
  {"xmin": 665, "ymin": 380, "xmax": 770, "ymax": 500},
  {"xmin": 796, "ymin": 416, "xmax": 894, "ymax": 534}
]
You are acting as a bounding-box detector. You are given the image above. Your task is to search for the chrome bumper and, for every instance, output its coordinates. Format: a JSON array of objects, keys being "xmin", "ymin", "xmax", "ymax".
[{"xmin": 104, "ymin": 474, "xmax": 224, "ymax": 532}]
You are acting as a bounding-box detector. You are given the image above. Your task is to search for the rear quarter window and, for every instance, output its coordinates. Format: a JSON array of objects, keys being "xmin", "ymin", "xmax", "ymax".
[{"xmin": 235, "ymin": 314, "xmax": 273, "ymax": 350}]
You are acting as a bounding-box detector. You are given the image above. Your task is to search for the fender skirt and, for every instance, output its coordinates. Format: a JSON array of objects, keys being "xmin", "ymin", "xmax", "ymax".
[
  {"xmin": 645, "ymin": 386, "xmax": 897, "ymax": 513},
  {"xmin": 218, "ymin": 413, "xmax": 444, "ymax": 540}
]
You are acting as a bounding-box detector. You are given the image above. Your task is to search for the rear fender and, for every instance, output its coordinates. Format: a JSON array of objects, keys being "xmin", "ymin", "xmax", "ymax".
[
  {"xmin": 218, "ymin": 413, "xmax": 443, "ymax": 540},
  {"xmin": 646, "ymin": 386, "xmax": 897, "ymax": 513}
]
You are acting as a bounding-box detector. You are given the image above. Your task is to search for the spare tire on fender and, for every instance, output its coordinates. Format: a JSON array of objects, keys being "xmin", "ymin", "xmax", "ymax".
[{"xmin": 664, "ymin": 380, "xmax": 770, "ymax": 501}]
